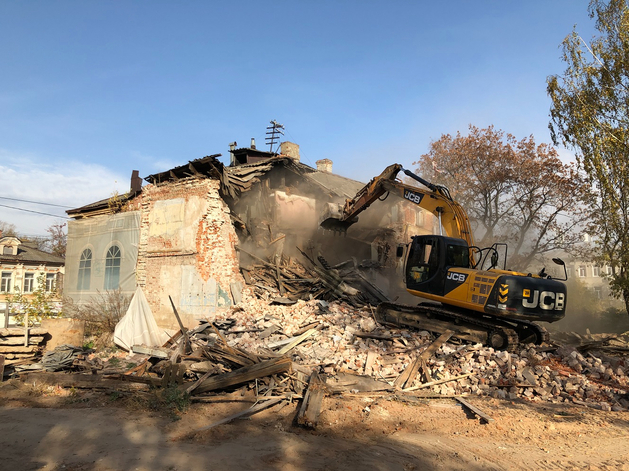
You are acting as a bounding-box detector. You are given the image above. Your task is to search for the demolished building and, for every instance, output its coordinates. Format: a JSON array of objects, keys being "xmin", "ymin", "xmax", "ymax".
[{"xmin": 65, "ymin": 142, "xmax": 437, "ymax": 329}]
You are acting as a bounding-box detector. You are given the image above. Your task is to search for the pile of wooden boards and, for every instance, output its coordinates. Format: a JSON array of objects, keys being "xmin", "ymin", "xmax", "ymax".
[
  {"xmin": 0, "ymin": 327, "xmax": 47, "ymax": 361},
  {"xmin": 239, "ymin": 246, "xmax": 388, "ymax": 307}
]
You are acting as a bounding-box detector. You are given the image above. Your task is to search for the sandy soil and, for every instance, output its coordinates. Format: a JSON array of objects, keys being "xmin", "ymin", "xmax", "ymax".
[{"xmin": 1, "ymin": 379, "xmax": 629, "ymax": 471}]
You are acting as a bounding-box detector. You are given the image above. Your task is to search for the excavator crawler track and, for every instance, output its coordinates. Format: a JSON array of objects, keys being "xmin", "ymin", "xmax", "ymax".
[{"xmin": 376, "ymin": 302, "xmax": 547, "ymax": 352}]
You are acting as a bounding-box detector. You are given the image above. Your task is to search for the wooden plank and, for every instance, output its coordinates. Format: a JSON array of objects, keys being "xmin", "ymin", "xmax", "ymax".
[
  {"xmin": 168, "ymin": 296, "xmax": 192, "ymax": 354},
  {"xmin": 456, "ymin": 397, "xmax": 495, "ymax": 424},
  {"xmin": 0, "ymin": 345, "xmax": 39, "ymax": 354},
  {"xmin": 394, "ymin": 330, "xmax": 453, "ymax": 390},
  {"xmin": 364, "ymin": 350, "xmax": 376, "ymax": 376},
  {"xmin": 297, "ymin": 372, "xmax": 327, "ymax": 429},
  {"xmin": 192, "ymin": 356, "xmax": 292, "ymax": 395},
  {"xmin": 277, "ymin": 329, "xmax": 317, "ymax": 355},
  {"xmin": 402, "ymin": 372, "xmax": 474, "ymax": 391},
  {"xmin": 0, "ymin": 327, "xmax": 47, "ymax": 336},
  {"xmin": 0, "ymin": 336, "xmax": 45, "ymax": 346},
  {"xmin": 131, "ymin": 345, "xmax": 170, "ymax": 359},
  {"xmin": 20, "ymin": 372, "xmax": 153, "ymax": 391}
]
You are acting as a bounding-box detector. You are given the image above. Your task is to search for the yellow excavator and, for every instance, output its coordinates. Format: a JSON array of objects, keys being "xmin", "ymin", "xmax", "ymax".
[{"xmin": 321, "ymin": 164, "xmax": 567, "ymax": 351}]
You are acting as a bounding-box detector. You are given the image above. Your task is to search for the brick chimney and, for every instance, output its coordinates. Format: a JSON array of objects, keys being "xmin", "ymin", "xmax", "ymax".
[
  {"xmin": 130, "ymin": 170, "xmax": 142, "ymax": 193},
  {"xmin": 280, "ymin": 142, "xmax": 300, "ymax": 162},
  {"xmin": 316, "ymin": 159, "xmax": 333, "ymax": 173}
]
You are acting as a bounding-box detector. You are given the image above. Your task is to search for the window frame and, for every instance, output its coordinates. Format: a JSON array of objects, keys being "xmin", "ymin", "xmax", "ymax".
[
  {"xmin": 46, "ymin": 273, "xmax": 56, "ymax": 292},
  {"xmin": 23, "ymin": 273, "xmax": 34, "ymax": 293},
  {"xmin": 0, "ymin": 272, "xmax": 11, "ymax": 293},
  {"xmin": 78, "ymin": 248, "xmax": 93, "ymax": 291},
  {"xmin": 104, "ymin": 245, "xmax": 121, "ymax": 290}
]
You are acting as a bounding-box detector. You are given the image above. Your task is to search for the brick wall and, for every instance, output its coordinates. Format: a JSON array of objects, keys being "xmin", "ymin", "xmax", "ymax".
[{"xmin": 136, "ymin": 177, "xmax": 243, "ymax": 329}]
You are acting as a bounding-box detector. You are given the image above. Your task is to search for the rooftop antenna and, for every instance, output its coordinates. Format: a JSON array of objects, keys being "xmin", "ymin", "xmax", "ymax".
[{"xmin": 265, "ymin": 120, "xmax": 285, "ymax": 153}]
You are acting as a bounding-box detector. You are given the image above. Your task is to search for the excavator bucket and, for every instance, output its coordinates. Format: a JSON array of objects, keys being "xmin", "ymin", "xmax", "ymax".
[{"xmin": 319, "ymin": 216, "xmax": 357, "ymax": 234}]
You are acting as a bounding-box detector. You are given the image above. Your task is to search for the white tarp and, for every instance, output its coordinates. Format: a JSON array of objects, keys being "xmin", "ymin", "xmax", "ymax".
[{"xmin": 114, "ymin": 286, "xmax": 168, "ymax": 350}]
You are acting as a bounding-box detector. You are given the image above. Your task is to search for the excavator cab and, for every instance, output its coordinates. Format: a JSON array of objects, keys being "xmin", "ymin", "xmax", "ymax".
[{"xmin": 405, "ymin": 235, "xmax": 470, "ymax": 296}]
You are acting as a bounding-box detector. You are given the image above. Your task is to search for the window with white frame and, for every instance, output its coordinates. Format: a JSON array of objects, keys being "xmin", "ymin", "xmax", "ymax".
[
  {"xmin": 592, "ymin": 266, "xmax": 601, "ymax": 277},
  {"xmin": 606, "ymin": 266, "xmax": 613, "ymax": 275},
  {"xmin": 46, "ymin": 273, "xmax": 56, "ymax": 292},
  {"xmin": 578, "ymin": 265, "xmax": 587, "ymax": 277},
  {"xmin": 0, "ymin": 272, "xmax": 11, "ymax": 292},
  {"xmin": 104, "ymin": 245, "xmax": 121, "ymax": 290},
  {"xmin": 594, "ymin": 287, "xmax": 603, "ymax": 299},
  {"xmin": 23, "ymin": 273, "xmax": 34, "ymax": 293},
  {"xmin": 78, "ymin": 248, "xmax": 92, "ymax": 290}
]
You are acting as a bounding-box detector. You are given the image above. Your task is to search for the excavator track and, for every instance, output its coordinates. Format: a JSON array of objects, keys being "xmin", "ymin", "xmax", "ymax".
[{"xmin": 376, "ymin": 302, "xmax": 547, "ymax": 352}]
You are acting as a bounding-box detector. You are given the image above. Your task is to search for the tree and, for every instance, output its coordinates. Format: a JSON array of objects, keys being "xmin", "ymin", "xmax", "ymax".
[
  {"xmin": 548, "ymin": 0, "xmax": 629, "ymax": 314},
  {"xmin": 7, "ymin": 273, "xmax": 61, "ymax": 326},
  {"xmin": 0, "ymin": 221, "xmax": 17, "ymax": 237},
  {"xmin": 412, "ymin": 125, "xmax": 591, "ymax": 270},
  {"xmin": 46, "ymin": 222, "xmax": 67, "ymax": 258}
]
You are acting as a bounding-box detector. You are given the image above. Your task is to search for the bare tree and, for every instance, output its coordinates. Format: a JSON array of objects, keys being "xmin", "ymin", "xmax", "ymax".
[{"xmin": 0, "ymin": 221, "xmax": 17, "ymax": 237}]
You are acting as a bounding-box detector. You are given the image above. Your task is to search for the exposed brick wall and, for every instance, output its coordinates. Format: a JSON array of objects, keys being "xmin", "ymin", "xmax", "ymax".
[{"xmin": 136, "ymin": 177, "xmax": 243, "ymax": 329}]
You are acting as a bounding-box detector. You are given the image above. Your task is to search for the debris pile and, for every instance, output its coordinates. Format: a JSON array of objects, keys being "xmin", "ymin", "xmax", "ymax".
[{"xmin": 239, "ymin": 247, "xmax": 388, "ymax": 307}]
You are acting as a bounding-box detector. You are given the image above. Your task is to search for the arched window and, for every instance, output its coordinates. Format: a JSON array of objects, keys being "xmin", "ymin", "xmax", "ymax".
[
  {"xmin": 104, "ymin": 245, "xmax": 121, "ymax": 290},
  {"xmin": 78, "ymin": 248, "xmax": 92, "ymax": 290}
]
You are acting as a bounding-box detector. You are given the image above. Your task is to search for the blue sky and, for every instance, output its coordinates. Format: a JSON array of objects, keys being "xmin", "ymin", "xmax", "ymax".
[{"xmin": 0, "ymin": 1, "xmax": 596, "ymax": 236}]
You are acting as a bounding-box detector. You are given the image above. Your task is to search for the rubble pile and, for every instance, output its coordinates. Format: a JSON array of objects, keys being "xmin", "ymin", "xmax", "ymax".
[{"xmin": 201, "ymin": 296, "xmax": 629, "ymax": 411}]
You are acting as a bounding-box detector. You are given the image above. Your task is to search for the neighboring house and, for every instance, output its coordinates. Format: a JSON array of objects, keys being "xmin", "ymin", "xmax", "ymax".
[
  {"xmin": 65, "ymin": 142, "xmax": 435, "ymax": 330},
  {"xmin": 0, "ymin": 235, "xmax": 65, "ymax": 325}
]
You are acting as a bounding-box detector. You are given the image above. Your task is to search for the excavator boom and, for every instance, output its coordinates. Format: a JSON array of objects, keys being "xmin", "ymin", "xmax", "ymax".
[{"xmin": 319, "ymin": 163, "xmax": 567, "ymax": 351}]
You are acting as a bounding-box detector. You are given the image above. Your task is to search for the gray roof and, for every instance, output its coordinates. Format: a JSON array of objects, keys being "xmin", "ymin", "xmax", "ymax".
[{"xmin": 0, "ymin": 243, "xmax": 65, "ymax": 266}]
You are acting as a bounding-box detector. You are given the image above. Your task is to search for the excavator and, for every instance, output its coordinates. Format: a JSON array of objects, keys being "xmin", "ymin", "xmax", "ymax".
[{"xmin": 321, "ymin": 164, "xmax": 567, "ymax": 351}]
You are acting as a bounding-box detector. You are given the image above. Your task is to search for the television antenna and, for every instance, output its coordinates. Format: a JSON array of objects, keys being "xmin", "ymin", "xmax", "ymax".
[{"xmin": 265, "ymin": 120, "xmax": 285, "ymax": 153}]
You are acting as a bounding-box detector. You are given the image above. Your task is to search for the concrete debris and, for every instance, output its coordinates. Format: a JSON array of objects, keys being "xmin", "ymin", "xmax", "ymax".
[
  {"xmin": 9, "ymin": 293, "xmax": 629, "ymax": 417},
  {"xmin": 103, "ymin": 294, "xmax": 629, "ymax": 413}
]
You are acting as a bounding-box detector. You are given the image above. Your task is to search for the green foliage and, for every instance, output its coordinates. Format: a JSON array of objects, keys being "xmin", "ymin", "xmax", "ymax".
[
  {"xmin": 548, "ymin": 0, "xmax": 629, "ymax": 314},
  {"xmin": 7, "ymin": 273, "xmax": 61, "ymax": 326}
]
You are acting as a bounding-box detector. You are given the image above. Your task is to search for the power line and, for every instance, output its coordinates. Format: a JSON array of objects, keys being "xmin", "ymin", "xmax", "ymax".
[
  {"xmin": 0, "ymin": 196, "xmax": 72, "ymax": 209},
  {"xmin": 0, "ymin": 203, "xmax": 70, "ymax": 219}
]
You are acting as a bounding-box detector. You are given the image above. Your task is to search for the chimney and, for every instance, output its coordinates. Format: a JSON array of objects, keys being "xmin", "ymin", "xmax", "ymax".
[
  {"xmin": 229, "ymin": 141, "xmax": 237, "ymax": 166},
  {"xmin": 250, "ymin": 138, "xmax": 256, "ymax": 149},
  {"xmin": 280, "ymin": 141, "xmax": 300, "ymax": 162},
  {"xmin": 130, "ymin": 170, "xmax": 142, "ymax": 193},
  {"xmin": 316, "ymin": 158, "xmax": 333, "ymax": 173}
]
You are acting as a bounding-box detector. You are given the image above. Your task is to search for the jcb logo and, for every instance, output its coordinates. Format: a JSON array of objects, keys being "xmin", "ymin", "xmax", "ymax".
[
  {"xmin": 522, "ymin": 289, "xmax": 565, "ymax": 311},
  {"xmin": 404, "ymin": 190, "xmax": 424, "ymax": 205},
  {"xmin": 447, "ymin": 272, "xmax": 467, "ymax": 283}
]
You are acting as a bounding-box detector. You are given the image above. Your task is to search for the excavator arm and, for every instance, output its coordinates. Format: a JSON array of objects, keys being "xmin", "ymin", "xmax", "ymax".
[{"xmin": 320, "ymin": 164, "xmax": 474, "ymax": 248}]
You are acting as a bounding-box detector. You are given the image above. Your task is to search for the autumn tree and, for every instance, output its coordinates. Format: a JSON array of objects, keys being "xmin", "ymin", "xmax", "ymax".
[
  {"xmin": 413, "ymin": 125, "xmax": 591, "ymax": 270},
  {"xmin": 548, "ymin": 0, "xmax": 629, "ymax": 314},
  {"xmin": 46, "ymin": 222, "xmax": 67, "ymax": 258}
]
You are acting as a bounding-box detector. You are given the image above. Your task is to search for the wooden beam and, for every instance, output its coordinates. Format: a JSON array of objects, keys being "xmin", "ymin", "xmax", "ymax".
[
  {"xmin": 395, "ymin": 330, "xmax": 453, "ymax": 390},
  {"xmin": 297, "ymin": 372, "xmax": 327, "ymax": 429},
  {"xmin": 457, "ymin": 397, "xmax": 495, "ymax": 424},
  {"xmin": 192, "ymin": 356, "xmax": 292, "ymax": 395},
  {"xmin": 168, "ymin": 296, "xmax": 192, "ymax": 354}
]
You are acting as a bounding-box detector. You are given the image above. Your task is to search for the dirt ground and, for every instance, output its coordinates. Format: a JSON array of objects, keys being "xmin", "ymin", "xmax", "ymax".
[{"xmin": 1, "ymin": 379, "xmax": 629, "ymax": 471}]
